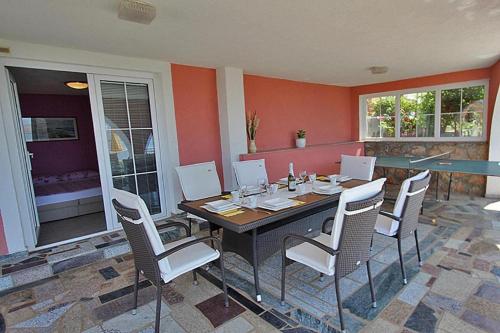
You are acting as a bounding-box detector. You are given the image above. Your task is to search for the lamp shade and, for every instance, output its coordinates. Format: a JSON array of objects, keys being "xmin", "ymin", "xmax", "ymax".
[{"xmin": 110, "ymin": 132, "xmax": 127, "ymax": 153}]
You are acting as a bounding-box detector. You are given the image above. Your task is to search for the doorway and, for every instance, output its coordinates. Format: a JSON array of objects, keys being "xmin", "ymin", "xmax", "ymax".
[
  {"xmin": 4, "ymin": 64, "xmax": 168, "ymax": 249},
  {"xmin": 8, "ymin": 67, "xmax": 107, "ymax": 246}
]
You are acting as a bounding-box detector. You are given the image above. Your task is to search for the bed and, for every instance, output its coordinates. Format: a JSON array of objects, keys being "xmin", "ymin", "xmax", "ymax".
[{"xmin": 33, "ymin": 170, "xmax": 104, "ymax": 223}]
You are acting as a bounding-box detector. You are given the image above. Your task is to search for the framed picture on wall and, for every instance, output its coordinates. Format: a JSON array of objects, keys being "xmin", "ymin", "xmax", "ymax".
[{"xmin": 22, "ymin": 117, "xmax": 79, "ymax": 142}]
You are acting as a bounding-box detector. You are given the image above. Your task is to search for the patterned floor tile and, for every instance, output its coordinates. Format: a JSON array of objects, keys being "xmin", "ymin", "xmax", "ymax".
[
  {"xmin": 474, "ymin": 282, "xmax": 500, "ymax": 305},
  {"xmin": 195, "ymin": 293, "xmax": 245, "ymax": 328},
  {"xmin": 398, "ymin": 282, "xmax": 429, "ymax": 306},
  {"xmin": 461, "ymin": 309, "xmax": 500, "ymax": 333},
  {"xmin": 431, "ymin": 269, "xmax": 480, "ymax": 302},
  {"xmin": 404, "ymin": 302, "xmax": 439, "ymax": 333},
  {"xmin": 379, "ymin": 299, "xmax": 415, "ymax": 326}
]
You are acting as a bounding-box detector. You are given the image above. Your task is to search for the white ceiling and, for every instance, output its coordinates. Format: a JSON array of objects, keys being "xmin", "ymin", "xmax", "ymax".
[
  {"xmin": 9, "ymin": 67, "xmax": 88, "ymax": 96},
  {"xmin": 0, "ymin": 0, "xmax": 499, "ymax": 86}
]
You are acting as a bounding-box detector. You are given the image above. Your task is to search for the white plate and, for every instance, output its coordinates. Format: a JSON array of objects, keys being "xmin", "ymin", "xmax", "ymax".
[
  {"xmin": 258, "ymin": 201, "xmax": 296, "ymax": 211},
  {"xmin": 205, "ymin": 199, "xmax": 235, "ymax": 211},
  {"xmin": 202, "ymin": 204, "xmax": 239, "ymax": 214},
  {"xmin": 312, "ymin": 186, "xmax": 343, "ymax": 195},
  {"xmin": 328, "ymin": 174, "xmax": 352, "ymax": 183},
  {"xmin": 262, "ymin": 197, "xmax": 294, "ymax": 208}
]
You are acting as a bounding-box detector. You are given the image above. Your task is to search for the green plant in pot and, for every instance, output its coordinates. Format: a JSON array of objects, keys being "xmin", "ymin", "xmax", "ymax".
[
  {"xmin": 246, "ymin": 111, "xmax": 260, "ymax": 153},
  {"xmin": 296, "ymin": 129, "xmax": 306, "ymax": 148}
]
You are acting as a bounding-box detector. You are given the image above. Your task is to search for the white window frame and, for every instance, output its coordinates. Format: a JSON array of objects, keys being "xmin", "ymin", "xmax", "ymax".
[{"xmin": 359, "ymin": 79, "xmax": 489, "ymax": 142}]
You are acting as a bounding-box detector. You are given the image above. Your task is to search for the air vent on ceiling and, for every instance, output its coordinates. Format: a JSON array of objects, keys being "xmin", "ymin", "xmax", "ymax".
[{"xmin": 118, "ymin": 0, "xmax": 156, "ymax": 25}]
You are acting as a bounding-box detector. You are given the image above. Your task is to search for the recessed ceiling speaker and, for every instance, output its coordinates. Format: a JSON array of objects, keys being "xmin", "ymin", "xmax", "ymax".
[{"xmin": 118, "ymin": 0, "xmax": 156, "ymax": 25}]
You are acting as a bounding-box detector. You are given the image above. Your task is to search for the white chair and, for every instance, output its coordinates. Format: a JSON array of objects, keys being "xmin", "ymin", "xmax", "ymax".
[
  {"xmin": 233, "ymin": 159, "xmax": 268, "ymax": 187},
  {"xmin": 111, "ymin": 188, "xmax": 228, "ymax": 333},
  {"xmin": 374, "ymin": 170, "xmax": 431, "ymax": 284},
  {"xmin": 339, "ymin": 155, "xmax": 377, "ymax": 181},
  {"xmin": 176, "ymin": 161, "xmax": 222, "ymax": 230},
  {"xmin": 281, "ymin": 178, "xmax": 386, "ymax": 333}
]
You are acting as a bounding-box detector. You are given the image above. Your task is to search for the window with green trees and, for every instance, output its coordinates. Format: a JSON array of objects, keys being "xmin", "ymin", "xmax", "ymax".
[{"xmin": 362, "ymin": 82, "xmax": 486, "ymax": 140}]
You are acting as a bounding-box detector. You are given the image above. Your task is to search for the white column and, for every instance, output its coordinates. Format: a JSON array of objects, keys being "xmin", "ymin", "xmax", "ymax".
[
  {"xmin": 486, "ymin": 86, "xmax": 500, "ymax": 198},
  {"xmin": 216, "ymin": 67, "xmax": 248, "ymax": 191}
]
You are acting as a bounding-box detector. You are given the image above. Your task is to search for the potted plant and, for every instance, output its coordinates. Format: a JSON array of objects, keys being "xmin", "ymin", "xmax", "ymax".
[
  {"xmin": 246, "ymin": 111, "xmax": 260, "ymax": 153},
  {"xmin": 296, "ymin": 129, "xmax": 306, "ymax": 148}
]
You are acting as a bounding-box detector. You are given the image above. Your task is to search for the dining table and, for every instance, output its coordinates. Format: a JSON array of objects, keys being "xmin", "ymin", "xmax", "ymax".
[{"xmin": 178, "ymin": 178, "xmax": 367, "ymax": 302}]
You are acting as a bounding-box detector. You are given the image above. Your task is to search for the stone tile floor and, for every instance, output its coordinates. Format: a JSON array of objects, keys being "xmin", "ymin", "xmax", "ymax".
[{"xmin": 0, "ymin": 196, "xmax": 499, "ymax": 332}]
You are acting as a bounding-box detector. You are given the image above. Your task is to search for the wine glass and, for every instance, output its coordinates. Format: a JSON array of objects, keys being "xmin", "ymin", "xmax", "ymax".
[
  {"xmin": 309, "ymin": 172, "xmax": 317, "ymax": 183},
  {"xmin": 258, "ymin": 178, "xmax": 267, "ymax": 196},
  {"xmin": 299, "ymin": 170, "xmax": 307, "ymax": 184}
]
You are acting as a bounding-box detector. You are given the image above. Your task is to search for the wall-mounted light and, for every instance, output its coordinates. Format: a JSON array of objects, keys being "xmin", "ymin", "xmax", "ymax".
[{"xmin": 65, "ymin": 81, "xmax": 88, "ymax": 90}]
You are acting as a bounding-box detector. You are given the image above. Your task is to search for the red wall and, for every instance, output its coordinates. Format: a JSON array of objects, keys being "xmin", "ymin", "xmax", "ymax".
[
  {"xmin": 489, "ymin": 60, "xmax": 500, "ymax": 128},
  {"xmin": 350, "ymin": 68, "xmax": 494, "ymax": 139},
  {"xmin": 20, "ymin": 94, "xmax": 98, "ymax": 176},
  {"xmin": 244, "ymin": 75, "xmax": 354, "ymax": 151},
  {"xmin": 240, "ymin": 142, "xmax": 364, "ymax": 182},
  {"xmin": 171, "ymin": 64, "xmax": 224, "ymax": 184}
]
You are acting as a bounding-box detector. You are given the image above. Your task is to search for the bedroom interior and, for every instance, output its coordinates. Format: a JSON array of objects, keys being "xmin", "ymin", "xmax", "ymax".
[{"xmin": 8, "ymin": 67, "xmax": 107, "ymax": 246}]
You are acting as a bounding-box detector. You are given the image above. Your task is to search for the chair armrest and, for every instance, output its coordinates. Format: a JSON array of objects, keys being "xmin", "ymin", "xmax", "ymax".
[
  {"xmin": 157, "ymin": 221, "xmax": 191, "ymax": 237},
  {"xmin": 322, "ymin": 217, "xmax": 335, "ymax": 234},
  {"xmin": 155, "ymin": 236, "xmax": 222, "ymax": 261},
  {"xmin": 282, "ymin": 233, "xmax": 338, "ymax": 256},
  {"xmin": 379, "ymin": 211, "xmax": 401, "ymax": 222}
]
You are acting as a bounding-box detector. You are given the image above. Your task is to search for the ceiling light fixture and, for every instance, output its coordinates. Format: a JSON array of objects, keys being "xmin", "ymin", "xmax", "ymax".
[
  {"xmin": 369, "ymin": 66, "xmax": 389, "ymax": 74},
  {"xmin": 118, "ymin": 0, "xmax": 156, "ymax": 25},
  {"xmin": 65, "ymin": 81, "xmax": 88, "ymax": 90}
]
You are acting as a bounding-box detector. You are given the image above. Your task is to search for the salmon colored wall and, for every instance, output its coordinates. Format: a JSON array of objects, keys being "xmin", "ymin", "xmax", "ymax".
[
  {"xmin": 240, "ymin": 142, "xmax": 364, "ymax": 182},
  {"xmin": 171, "ymin": 64, "xmax": 224, "ymax": 185},
  {"xmin": 0, "ymin": 212, "xmax": 7, "ymax": 255},
  {"xmin": 489, "ymin": 60, "xmax": 500, "ymax": 128},
  {"xmin": 244, "ymin": 75, "xmax": 354, "ymax": 151},
  {"xmin": 350, "ymin": 68, "xmax": 493, "ymax": 139}
]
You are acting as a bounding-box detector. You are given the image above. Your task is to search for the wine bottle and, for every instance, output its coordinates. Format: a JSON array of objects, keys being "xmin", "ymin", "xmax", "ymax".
[{"xmin": 288, "ymin": 162, "xmax": 296, "ymax": 192}]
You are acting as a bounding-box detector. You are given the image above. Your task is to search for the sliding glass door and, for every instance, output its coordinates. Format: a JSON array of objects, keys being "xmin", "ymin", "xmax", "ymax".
[{"xmin": 92, "ymin": 76, "xmax": 165, "ymax": 227}]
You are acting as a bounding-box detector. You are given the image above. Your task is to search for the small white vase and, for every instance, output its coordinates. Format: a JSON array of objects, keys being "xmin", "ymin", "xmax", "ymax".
[
  {"xmin": 249, "ymin": 140, "xmax": 257, "ymax": 153},
  {"xmin": 296, "ymin": 138, "xmax": 306, "ymax": 148}
]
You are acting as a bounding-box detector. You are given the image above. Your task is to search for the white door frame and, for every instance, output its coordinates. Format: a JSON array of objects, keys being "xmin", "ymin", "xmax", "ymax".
[
  {"xmin": 89, "ymin": 75, "xmax": 168, "ymax": 230},
  {"xmin": 0, "ymin": 52, "xmax": 181, "ymax": 252}
]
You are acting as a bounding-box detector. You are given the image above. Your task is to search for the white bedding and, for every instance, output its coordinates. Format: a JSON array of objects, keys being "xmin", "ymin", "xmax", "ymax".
[{"xmin": 36, "ymin": 187, "xmax": 103, "ymax": 207}]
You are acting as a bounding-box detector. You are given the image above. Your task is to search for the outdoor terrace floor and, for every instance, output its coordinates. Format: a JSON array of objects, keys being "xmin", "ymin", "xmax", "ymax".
[{"xmin": 0, "ymin": 196, "xmax": 499, "ymax": 332}]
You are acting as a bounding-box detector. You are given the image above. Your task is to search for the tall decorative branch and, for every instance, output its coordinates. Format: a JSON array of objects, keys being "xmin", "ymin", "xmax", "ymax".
[{"xmin": 246, "ymin": 111, "xmax": 260, "ymax": 141}]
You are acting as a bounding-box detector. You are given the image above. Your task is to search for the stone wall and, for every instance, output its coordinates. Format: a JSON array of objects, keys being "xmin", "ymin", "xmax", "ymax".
[{"xmin": 365, "ymin": 142, "xmax": 489, "ymax": 198}]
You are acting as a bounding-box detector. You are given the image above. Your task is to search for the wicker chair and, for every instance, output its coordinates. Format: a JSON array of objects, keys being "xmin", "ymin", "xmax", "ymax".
[
  {"xmin": 374, "ymin": 170, "xmax": 431, "ymax": 284},
  {"xmin": 111, "ymin": 189, "xmax": 229, "ymax": 333},
  {"xmin": 281, "ymin": 179, "xmax": 386, "ymax": 333}
]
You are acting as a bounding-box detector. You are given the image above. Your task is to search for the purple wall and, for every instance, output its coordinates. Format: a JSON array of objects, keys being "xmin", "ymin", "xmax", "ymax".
[{"xmin": 19, "ymin": 94, "xmax": 99, "ymax": 176}]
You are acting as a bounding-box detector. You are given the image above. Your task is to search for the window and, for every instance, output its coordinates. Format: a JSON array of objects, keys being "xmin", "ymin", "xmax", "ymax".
[
  {"xmin": 366, "ymin": 96, "xmax": 396, "ymax": 138},
  {"xmin": 441, "ymin": 85, "xmax": 484, "ymax": 137},
  {"xmin": 360, "ymin": 81, "xmax": 487, "ymax": 141}
]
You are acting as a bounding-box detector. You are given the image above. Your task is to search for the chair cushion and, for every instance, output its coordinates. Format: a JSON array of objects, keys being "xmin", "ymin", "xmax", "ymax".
[
  {"xmin": 340, "ymin": 155, "xmax": 377, "ymax": 181},
  {"xmin": 176, "ymin": 161, "xmax": 222, "ymax": 201},
  {"xmin": 112, "ymin": 189, "xmax": 171, "ymax": 274},
  {"xmin": 286, "ymin": 233, "xmax": 335, "ymax": 276},
  {"xmin": 375, "ymin": 214, "xmax": 399, "ymax": 236},
  {"xmin": 160, "ymin": 236, "xmax": 220, "ymax": 283},
  {"xmin": 233, "ymin": 159, "xmax": 268, "ymax": 187}
]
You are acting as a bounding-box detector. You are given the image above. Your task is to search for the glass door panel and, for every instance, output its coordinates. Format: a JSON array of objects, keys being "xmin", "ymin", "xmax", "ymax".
[{"xmin": 99, "ymin": 80, "xmax": 162, "ymax": 215}]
